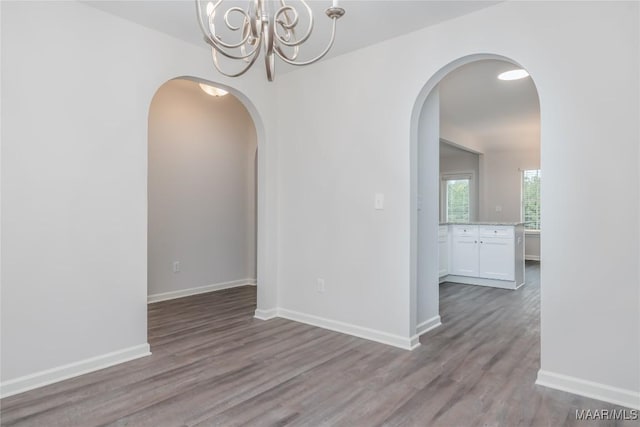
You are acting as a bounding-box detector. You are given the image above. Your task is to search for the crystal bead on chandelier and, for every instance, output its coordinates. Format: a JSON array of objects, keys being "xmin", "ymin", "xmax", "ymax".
[{"xmin": 195, "ymin": 0, "xmax": 346, "ymax": 81}]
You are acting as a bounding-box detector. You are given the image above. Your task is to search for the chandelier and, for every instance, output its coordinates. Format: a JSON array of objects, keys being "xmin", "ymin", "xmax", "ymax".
[{"xmin": 195, "ymin": 0, "xmax": 346, "ymax": 81}]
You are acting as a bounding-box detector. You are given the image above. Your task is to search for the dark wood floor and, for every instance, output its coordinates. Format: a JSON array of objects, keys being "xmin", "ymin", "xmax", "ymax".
[{"xmin": 1, "ymin": 262, "xmax": 635, "ymax": 426}]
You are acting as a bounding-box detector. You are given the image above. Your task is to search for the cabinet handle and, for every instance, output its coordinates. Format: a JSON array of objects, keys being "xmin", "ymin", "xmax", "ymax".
[
  {"xmin": 480, "ymin": 240, "xmax": 483, "ymax": 244},
  {"xmin": 475, "ymin": 240, "xmax": 477, "ymax": 244}
]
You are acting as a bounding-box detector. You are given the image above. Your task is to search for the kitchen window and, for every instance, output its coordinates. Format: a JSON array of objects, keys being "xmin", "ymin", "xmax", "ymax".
[
  {"xmin": 442, "ymin": 174, "xmax": 471, "ymax": 223},
  {"xmin": 522, "ymin": 169, "xmax": 541, "ymax": 230}
]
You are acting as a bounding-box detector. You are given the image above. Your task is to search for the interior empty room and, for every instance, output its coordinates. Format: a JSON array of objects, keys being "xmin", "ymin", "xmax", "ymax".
[{"xmin": 1, "ymin": 1, "xmax": 639, "ymax": 426}]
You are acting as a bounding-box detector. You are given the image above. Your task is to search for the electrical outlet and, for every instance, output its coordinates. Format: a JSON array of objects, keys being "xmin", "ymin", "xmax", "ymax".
[
  {"xmin": 173, "ymin": 261, "xmax": 180, "ymax": 273},
  {"xmin": 317, "ymin": 278, "xmax": 325, "ymax": 293}
]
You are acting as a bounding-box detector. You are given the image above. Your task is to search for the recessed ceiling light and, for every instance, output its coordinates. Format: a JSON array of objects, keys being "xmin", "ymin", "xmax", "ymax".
[
  {"xmin": 199, "ymin": 83, "xmax": 228, "ymax": 97},
  {"xmin": 498, "ymin": 69, "xmax": 530, "ymax": 81}
]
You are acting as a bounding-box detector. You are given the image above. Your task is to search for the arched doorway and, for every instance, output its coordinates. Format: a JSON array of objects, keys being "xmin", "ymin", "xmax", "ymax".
[
  {"xmin": 146, "ymin": 76, "xmax": 268, "ymax": 325},
  {"xmin": 410, "ymin": 54, "xmax": 541, "ymax": 340}
]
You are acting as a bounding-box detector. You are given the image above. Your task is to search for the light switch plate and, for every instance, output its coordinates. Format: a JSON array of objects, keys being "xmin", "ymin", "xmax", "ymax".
[{"xmin": 375, "ymin": 193, "xmax": 384, "ymax": 210}]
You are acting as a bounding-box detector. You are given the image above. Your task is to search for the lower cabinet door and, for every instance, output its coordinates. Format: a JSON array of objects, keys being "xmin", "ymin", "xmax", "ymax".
[
  {"xmin": 479, "ymin": 238, "xmax": 515, "ymax": 280},
  {"xmin": 451, "ymin": 237, "xmax": 479, "ymax": 277}
]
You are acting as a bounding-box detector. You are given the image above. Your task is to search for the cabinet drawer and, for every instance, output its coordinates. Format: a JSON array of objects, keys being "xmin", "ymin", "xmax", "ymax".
[
  {"xmin": 452, "ymin": 225, "xmax": 478, "ymax": 237},
  {"xmin": 479, "ymin": 226, "xmax": 513, "ymax": 239}
]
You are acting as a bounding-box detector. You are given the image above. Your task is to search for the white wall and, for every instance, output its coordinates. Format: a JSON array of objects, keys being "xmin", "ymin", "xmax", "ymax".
[
  {"xmin": 275, "ymin": 51, "xmax": 413, "ymax": 345},
  {"xmin": 275, "ymin": 0, "xmax": 639, "ymax": 406},
  {"xmin": 439, "ymin": 142, "xmax": 480, "ymax": 222},
  {"xmin": 0, "ymin": 1, "xmax": 278, "ymax": 396},
  {"xmin": 480, "ymin": 147, "xmax": 540, "ymax": 259},
  {"xmin": 148, "ymin": 79, "xmax": 256, "ymax": 299},
  {"xmin": 480, "ymin": 148, "xmax": 540, "ymax": 222}
]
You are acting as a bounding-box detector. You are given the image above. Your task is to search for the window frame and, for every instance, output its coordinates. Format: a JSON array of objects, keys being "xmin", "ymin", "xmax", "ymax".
[
  {"xmin": 521, "ymin": 168, "xmax": 541, "ymax": 232},
  {"xmin": 440, "ymin": 172, "xmax": 475, "ymax": 223}
]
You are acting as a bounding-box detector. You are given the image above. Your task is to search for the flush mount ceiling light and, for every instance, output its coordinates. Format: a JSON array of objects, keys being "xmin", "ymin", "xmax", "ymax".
[
  {"xmin": 498, "ymin": 69, "xmax": 530, "ymax": 81},
  {"xmin": 195, "ymin": 0, "xmax": 346, "ymax": 82},
  {"xmin": 199, "ymin": 83, "xmax": 229, "ymax": 97}
]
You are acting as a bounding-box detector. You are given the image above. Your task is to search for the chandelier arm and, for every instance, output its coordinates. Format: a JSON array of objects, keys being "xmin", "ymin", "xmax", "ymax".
[
  {"xmin": 273, "ymin": 4, "xmax": 298, "ymax": 58},
  {"xmin": 275, "ymin": 5, "xmax": 299, "ymax": 30},
  {"xmin": 248, "ymin": 0, "xmax": 261, "ymax": 40},
  {"xmin": 273, "ymin": 1, "xmax": 314, "ymax": 47},
  {"xmin": 274, "ymin": 18, "xmax": 337, "ymax": 66},
  {"xmin": 277, "ymin": 44, "xmax": 300, "ymax": 61},
  {"xmin": 197, "ymin": 0, "xmax": 259, "ymax": 51},
  {"xmin": 211, "ymin": 44, "xmax": 262, "ymax": 78},
  {"xmin": 263, "ymin": 11, "xmax": 275, "ymax": 82},
  {"xmin": 195, "ymin": 0, "xmax": 222, "ymax": 48},
  {"xmin": 223, "ymin": 7, "xmax": 249, "ymax": 31},
  {"xmin": 207, "ymin": 35, "xmax": 261, "ymax": 59},
  {"xmin": 240, "ymin": 23, "xmax": 254, "ymax": 63},
  {"xmin": 200, "ymin": 7, "xmax": 261, "ymax": 59},
  {"xmin": 210, "ymin": 7, "xmax": 255, "ymax": 49},
  {"xmin": 209, "ymin": 42, "xmax": 261, "ymax": 61},
  {"xmin": 206, "ymin": 7, "xmax": 253, "ymax": 50},
  {"xmin": 202, "ymin": 30, "xmax": 261, "ymax": 61},
  {"xmin": 272, "ymin": 24, "xmax": 299, "ymax": 61}
]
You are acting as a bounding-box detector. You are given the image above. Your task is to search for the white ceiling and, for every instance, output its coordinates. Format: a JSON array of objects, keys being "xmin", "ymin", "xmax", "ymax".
[
  {"xmin": 84, "ymin": 1, "xmax": 500, "ymax": 67},
  {"xmin": 439, "ymin": 59, "xmax": 540, "ymax": 152}
]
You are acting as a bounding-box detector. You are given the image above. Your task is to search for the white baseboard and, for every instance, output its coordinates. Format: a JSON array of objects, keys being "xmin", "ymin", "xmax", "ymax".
[
  {"xmin": 0, "ymin": 343, "xmax": 151, "ymax": 399},
  {"xmin": 536, "ymin": 370, "xmax": 640, "ymax": 410},
  {"xmin": 277, "ymin": 308, "xmax": 418, "ymax": 350},
  {"xmin": 407, "ymin": 335, "xmax": 421, "ymax": 350},
  {"xmin": 148, "ymin": 278, "xmax": 256, "ymax": 303},
  {"xmin": 445, "ymin": 274, "xmax": 520, "ymax": 290},
  {"xmin": 416, "ymin": 316, "xmax": 442, "ymax": 336},
  {"xmin": 525, "ymin": 255, "xmax": 540, "ymax": 261},
  {"xmin": 254, "ymin": 308, "xmax": 278, "ymax": 320}
]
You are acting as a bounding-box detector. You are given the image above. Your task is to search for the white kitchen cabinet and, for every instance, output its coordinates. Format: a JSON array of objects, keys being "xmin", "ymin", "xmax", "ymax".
[
  {"xmin": 450, "ymin": 226, "xmax": 479, "ymax": 277},
  {"xmin": 438, "ymin": 225, "xmax": 449, "ymax": 277},
  {"xmin": 442, "ymin": 223, "xmax": 525, "ymax": 290},
  {"xmin": 479, "ymin": 237, "xmax": 515, "ymax": 280}
]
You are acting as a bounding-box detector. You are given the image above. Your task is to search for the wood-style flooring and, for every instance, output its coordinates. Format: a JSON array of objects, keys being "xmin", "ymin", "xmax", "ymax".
[{"xmin": 1, "ymin": 262, "xmax": 636, "ymax": 426}]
